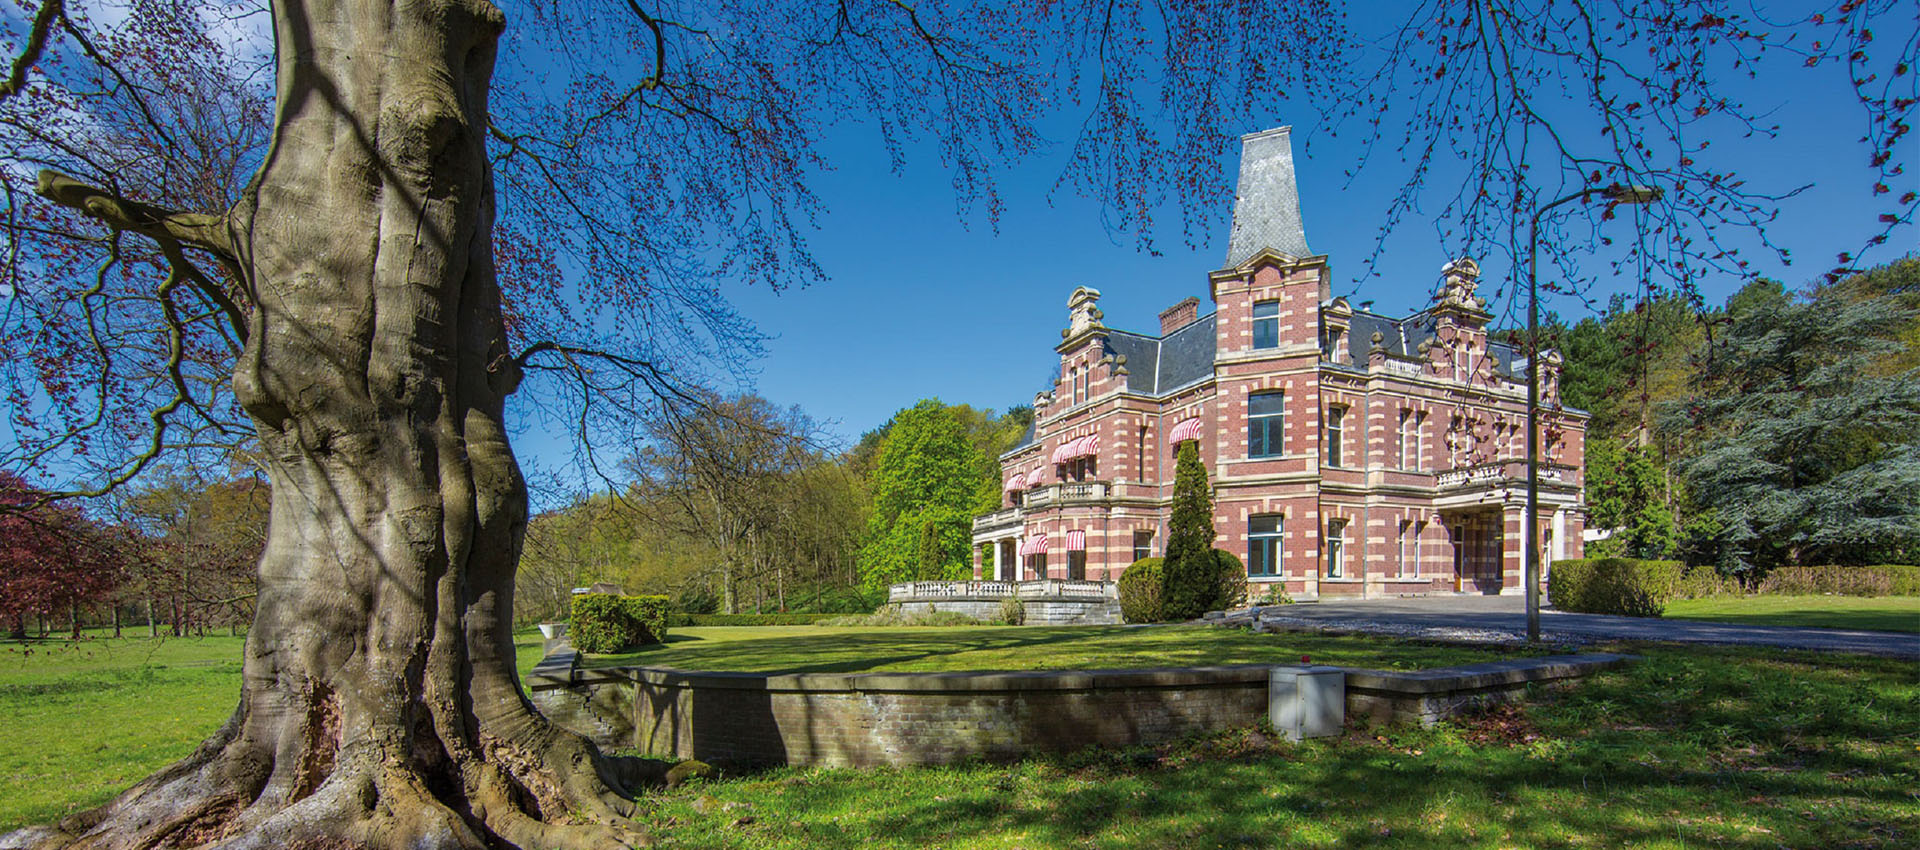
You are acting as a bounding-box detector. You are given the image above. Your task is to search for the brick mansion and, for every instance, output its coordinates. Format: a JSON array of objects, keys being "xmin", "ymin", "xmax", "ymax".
[{"xmin": 970, "ymin": 127, "xmax": 1588, "ymax": 599}]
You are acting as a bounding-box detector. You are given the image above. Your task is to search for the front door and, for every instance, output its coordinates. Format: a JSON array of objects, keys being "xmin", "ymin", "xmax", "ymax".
[{"xmin": 1450, "ymin": 513, "xmax": 1503, "ymax": 594}]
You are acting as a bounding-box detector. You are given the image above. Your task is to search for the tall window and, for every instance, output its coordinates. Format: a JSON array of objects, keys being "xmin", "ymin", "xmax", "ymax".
[
  {"xmin": 1248, "ymin": 391, "xmax": 1285, "ymax": 458},
  {"xmin": 1415, "ymin": 412, "xmax": 1429, "ymax": 471},
  {"xmin": 1072, "ymin": 366, "xmax": 1084, "ymax": 403},
  {"xmin": 1252, "ymin": 300, "xmax": 1279, "ymax": 349},
  {"xmin": 1324, "ymin": 405, "xmax": 1346, "ymax": 467},
  {"xmin": 1400, "ymin": 410, "xmax": 1426, "ymax": 471},
  {"xmin": 1067, "ymin": 550, "xmax": 1086, "ymax": 581},
  {"xmin": 1398, "ymin": 519, "xmax": 1420, "ymax": 578},
  {"xmin": 1325, "ymin": 519, "xmax": 1348, "ymax": 579},
  {"xmin": 1248, "ymin": 515, "xmax": 1283, "ymax": 577},
  {"xmin": 1133, "ymin": 530, "xmax": 1154, "ymax": 563},
  {"xmin": 1136, "ymin": 426, "xmax": 1148, "ymax": 481},
  {"xmin": 1027, "ymin": 553, "xmax": 1048, "ymax": 580},
  {"xmin": 1397, "ymin": 409, "xmax": 1413, "ymax": 468}
]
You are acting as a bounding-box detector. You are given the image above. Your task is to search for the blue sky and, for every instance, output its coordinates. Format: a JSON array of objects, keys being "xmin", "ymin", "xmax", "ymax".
[{"xmin": 527, "ymin": 45, "xmax": 1914, "ymax": 463}]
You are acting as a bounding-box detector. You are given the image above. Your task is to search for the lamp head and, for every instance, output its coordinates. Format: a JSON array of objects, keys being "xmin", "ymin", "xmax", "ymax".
[{"xmin": 1600, "ymin": 183, "xmax": 1663, "ymax": 204}]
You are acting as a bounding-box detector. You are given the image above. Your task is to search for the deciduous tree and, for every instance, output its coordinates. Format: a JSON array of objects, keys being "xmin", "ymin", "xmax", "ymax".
[
  {"xmin": 859, "ymin": 400, "xmax": 980, "ymax": 592},
  {"xmin": 1, "ymin": 0, "xmax": 1912, "ymax": 846}
]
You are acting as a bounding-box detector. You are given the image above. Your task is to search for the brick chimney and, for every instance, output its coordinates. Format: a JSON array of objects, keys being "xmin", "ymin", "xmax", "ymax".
[{"xmin": 1159, "ymin": 296, "xmax": 1201, "ymax": 335}]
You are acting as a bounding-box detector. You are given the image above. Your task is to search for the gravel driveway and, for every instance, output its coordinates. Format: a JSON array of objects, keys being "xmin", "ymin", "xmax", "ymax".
[{"xmin": 1239, "ymin": 595, "xmax": 1920, "ymax": 658}]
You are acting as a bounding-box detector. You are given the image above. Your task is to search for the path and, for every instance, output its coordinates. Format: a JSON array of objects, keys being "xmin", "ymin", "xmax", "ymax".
[{"xmin": 1239, "ymin": 595, "xmax": 1919, "ymax": 658}]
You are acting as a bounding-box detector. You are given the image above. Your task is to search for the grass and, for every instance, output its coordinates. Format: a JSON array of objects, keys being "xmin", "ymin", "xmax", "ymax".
[
  {"xmin": 7, "ymin": 627, "xmax": 1916, "ymax": 847},
  {"xmin": 582, "ymin": 625, "xmax": 1532, "ymax": 673},
  {"xmin": 632, "ymin": 643, "xmax": 1920, "ymax": 848},
  {"xmin": 0, "ymin": 628, "xmax": 547, "ymax": 832},
  {"xmin": 1664, "ymin": 595, "xmax": 1920, "ymax": 633}
]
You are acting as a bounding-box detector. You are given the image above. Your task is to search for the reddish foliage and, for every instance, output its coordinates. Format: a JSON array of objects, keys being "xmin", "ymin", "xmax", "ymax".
[{"xmin": 0, "ymin": 472, "xmax": 123, "ymax": 634}]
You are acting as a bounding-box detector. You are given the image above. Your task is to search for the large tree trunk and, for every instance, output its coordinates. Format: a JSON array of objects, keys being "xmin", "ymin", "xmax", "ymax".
[{"xmin": 6, "ymin": 3, "xmax": 643, "ymax": 848}]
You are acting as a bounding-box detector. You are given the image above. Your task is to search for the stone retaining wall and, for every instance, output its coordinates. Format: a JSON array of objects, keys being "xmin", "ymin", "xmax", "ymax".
[{"xmin": 527, "ymin": 651, "xmax": 1632, "ymax": 769}]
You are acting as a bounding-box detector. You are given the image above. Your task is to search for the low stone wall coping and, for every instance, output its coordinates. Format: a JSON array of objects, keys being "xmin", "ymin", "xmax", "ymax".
[
  {"xmin": 1344, "ymin": 653, "xmax": 1635, "ymax": 695},
  {"xmin": 539, "ymin": 654, "xmax": 1632, "ymax": 696},
  {"xmin": 606, "ymin": 663, "xmax": 1281, "ymax": 694}
]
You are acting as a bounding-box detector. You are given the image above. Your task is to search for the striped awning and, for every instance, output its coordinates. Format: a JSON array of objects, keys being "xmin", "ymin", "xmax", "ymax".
[
  {"xmin": 1064, "ymin": 530, "xmax": 1086, "ymax": 551},
  {"xmin": 1168, "ymin": 417, "xmax": 1204, "ymax": 443},
  {"xmin": 1049, "ymin": 441, "xmax": 1073, "ymax": 464},
  {"xmin": 1004, "ymin": 472, "xmax": 1027, "ymax": 491},
  {"xmin": 1049, "ymin": 434, "xmax": 1100, "ymax": 464},
  {"xmin": 1018, "ymin": 534, "xmax": 1050, "ymax": 556}
]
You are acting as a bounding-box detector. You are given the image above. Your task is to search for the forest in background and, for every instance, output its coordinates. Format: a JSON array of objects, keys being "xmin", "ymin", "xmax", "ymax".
[{"xmin": 4, "ymin": 260, "xmax": 1912, "ymax": 630}]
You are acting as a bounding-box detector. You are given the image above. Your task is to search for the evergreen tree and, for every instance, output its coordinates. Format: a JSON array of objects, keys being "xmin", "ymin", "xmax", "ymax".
[
  {"xmin": 1663, "ymin": 282, "xmax": 1920, "ymax": 572},
  {"xmin": 1161, "ymin": 441, "xmax": 1219, "ymax": 620}
]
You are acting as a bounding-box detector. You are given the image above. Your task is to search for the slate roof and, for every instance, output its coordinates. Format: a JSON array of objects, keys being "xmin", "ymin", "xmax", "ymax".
[
  {"xmin": 1223, "ymin": 127, "xmax": 1313, "ymax": 268},
  {"xmin": 1105, "ymin": 312, "xmax": 1218, "ymax": 397}
]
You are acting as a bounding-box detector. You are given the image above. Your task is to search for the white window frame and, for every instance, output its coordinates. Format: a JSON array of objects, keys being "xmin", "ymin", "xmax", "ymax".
[{"xmin": 1325, "ymin": 518, "xmax": 1348, "ymax": 579}]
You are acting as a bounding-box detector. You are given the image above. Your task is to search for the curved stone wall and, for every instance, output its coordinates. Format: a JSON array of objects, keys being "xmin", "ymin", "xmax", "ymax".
[{"xmin": 526, "ymin": 651, "xmax": 1632, "ymax": 770}]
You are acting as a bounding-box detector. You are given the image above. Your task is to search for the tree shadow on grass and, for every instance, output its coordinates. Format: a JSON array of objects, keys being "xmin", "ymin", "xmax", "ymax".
[{"xmin": 651, "ymin": 645, "xmax": 1918, "ymax": 849}]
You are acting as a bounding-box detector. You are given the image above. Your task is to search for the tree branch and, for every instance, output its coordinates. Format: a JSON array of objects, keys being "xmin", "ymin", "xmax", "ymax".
[
  {"xmin": 0, "ymin": 0, "xmax": 61, "ymax": 103},
  {"xmin": 34, "ymin": 170, "xmax": 235, "ymax": 260}
]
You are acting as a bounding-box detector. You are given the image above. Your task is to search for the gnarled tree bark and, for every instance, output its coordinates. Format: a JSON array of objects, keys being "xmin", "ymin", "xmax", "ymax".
[{"xmin": 6, "ymin": 2, "xmax": 646, "ymax": 848}]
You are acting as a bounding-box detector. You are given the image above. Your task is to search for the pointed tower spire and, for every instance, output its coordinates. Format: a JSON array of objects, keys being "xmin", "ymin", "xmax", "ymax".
[{"xmin": 1223, "ymin": 126, "xmax": 1312, "ymax": 268}]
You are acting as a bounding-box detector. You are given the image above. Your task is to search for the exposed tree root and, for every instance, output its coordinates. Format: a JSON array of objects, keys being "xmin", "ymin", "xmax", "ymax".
[{"xmin": 2, "ymin": 722, "xmax": 648, "ymax": 850}]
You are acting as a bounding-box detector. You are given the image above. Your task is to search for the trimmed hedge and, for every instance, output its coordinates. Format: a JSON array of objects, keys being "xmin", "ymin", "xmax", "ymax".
[
  {"xmin": 1755, "ymin": 565, "xmax": 1920, "ymax": 597},
  {"xmin": 1549, "ymin": 558, "xmax": 1683, "ymax": 617},
  {"xmin": 1118, "ymin": 558, "xmax": 1164, "ymax": 624},
  {"xmin": 569, "ymin": 593, "xmax": 670, "ymax": 653},
  {"xmin": 664, "ymin": 612, "xmax": 845, "ymax": 627}
]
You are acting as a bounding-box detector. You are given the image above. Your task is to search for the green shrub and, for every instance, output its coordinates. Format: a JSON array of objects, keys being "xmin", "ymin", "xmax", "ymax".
[
  {"xmin": 1674, "ymin": 565, "xmax": 1739, "ymax": 599},
  {"xmin": 569, "ymin": 594, "xmax": 671, "ymax": 653},
  {"xmin": 997, "ymin": 597, "xmax": 1026, "ymax": 626},
  {"xmin": 663, "ymin": 612, "xmax": 844, "ymax": 627},
  {"xmin": 1549, "ymin": 558, "xmax": 1683, "ymax": 617},
  {"xmin": 1210, "ymin": 549, "xmax": 1248, "ymax": 613},
  {"xmin": 1254, "ymin": 584, "xmax": 1294, "ymax": 605},
  {"xmin": 1118, "ymin": 558, "xmax": 1165, "ymax": 623},
  {"xmin": 1754, "ymin": 565, "xmax": 1920, "ymax": 597}
]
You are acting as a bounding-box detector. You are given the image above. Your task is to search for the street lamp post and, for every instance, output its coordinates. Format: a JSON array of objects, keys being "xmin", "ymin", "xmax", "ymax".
[{"xmin": 1526, "ymin": 182, "xmax": 1662, "ymax": 643}]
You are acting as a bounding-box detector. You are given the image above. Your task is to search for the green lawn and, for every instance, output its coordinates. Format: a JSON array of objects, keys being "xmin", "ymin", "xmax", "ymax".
[
  {"xmin": 1664, "ymin": 594, "xmax": 1920, "ymax": 633},
  {"xmin": 0, "ymin": 628, "xmax": 547, "ymax": 832},
  {"xmin": 583, "ymin": 625, "xmax": 1527, "ymax": 673},
  {"xmin": 632, "ymin": 643, "xmax": 1920, "ymax": 848},
  {"xmin": 7, "ymin": 628, "xmax": 1916, "ymax": 847}
]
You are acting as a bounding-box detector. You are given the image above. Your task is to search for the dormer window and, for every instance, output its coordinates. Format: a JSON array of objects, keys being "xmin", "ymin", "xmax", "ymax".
[{"xmin": 1252, "ymin": 300, "xmax": 1279, "ymax": 349}]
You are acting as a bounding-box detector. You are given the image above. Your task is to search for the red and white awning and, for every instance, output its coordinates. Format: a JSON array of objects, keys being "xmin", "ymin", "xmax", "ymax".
[
  {"xmin": 1004, "ymin": 472, "xmax": 1027, "ymax": 491},
  {"xmin": 1167, "ymin": 417, "xmax": 1204, "ymax": 444},
  {"xmin": 1049, "ymin": 434, "xmax": 1100, "ymax": 464},
  {"xmin": 1018, "ymin": 534, "xmax": 1050, "ymax": 556},
  {"xmin": 1064, "ymin": 530, "xmax": 1086, "ymax": 551}
]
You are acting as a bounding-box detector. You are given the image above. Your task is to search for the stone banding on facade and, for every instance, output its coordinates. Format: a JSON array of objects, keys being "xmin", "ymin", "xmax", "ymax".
[{"xmin": 972, "ymin": 126, "xmax": 1588, "ymax": 600}]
